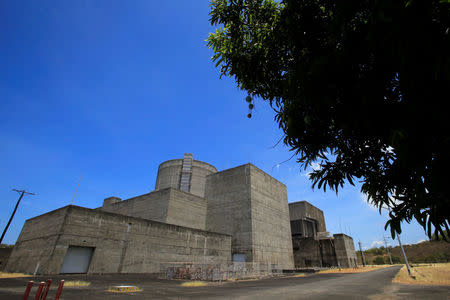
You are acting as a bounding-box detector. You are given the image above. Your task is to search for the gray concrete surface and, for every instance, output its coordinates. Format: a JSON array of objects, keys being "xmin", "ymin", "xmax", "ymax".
[
  {"xmin": 289, "ymin": 201, "xmax": 327, "ymax": 232},
  {"xmin": 5, "ymin": 155, "xmax": 356, "ymax": 276},
  {"xmin": 5, "ymin": 205, "xmax": 231, "ymax": 274},
  {"xmin": 155, "ymin": 155, "xmax": 218, "ymax": 198},
  {"xmin": 334, "ymin": 233, "xmax": 358, "ymax": 268},
  {"xmin": 0, "ymin": 266, "xmax": 448, "ymax": 299},
  {"xmin": 205, "ymin": 164, "xmax": 294, "ymax": 269},
  {"xmin": 100, "ymin": 188, "xmax": 208, "ymax": 230}
]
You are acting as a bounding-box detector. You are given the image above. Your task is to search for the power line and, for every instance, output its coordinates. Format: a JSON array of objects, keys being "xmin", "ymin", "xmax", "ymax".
[{"xmin": 0, "ymin": 189, "xmax": 35, "ymax": 244}]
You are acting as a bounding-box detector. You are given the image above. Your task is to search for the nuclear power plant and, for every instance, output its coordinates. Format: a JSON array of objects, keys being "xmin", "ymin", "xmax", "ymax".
[{"xmin": 5, "ymin": 154, "xmax": 357, "ymax": 278}]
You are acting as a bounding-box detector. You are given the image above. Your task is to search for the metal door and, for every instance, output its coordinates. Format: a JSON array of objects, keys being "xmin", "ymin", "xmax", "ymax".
[
  {"xmin": 60, "ymin": 246, "xmax": 94, "ymax": 274},
  {"xmin": 232, "ymin": 253, "xmax": 246, "ymax": 262}
]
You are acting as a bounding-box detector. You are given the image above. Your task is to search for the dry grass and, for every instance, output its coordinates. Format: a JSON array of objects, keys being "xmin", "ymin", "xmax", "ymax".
[
  {"xmin": 108, "ymin": 285, "xmax": 142, "ymax": 293},
  {"xmin": 181, "ymin": 281, "xmax": 209, "ymax": 287},
  {"xmin": 393, "ymin": 263, "xmax": 450, "ymax": 286},
  {"xmin": 64, "ymin": 281, "xmax": 91, "ymax": 287},
  {"xmin": 0, "ymin": 272, "xmax": 31, "ymax": 278},
  {"xmin": 293, "ymin": 273, "xmax": 306, "ymax": 277},
  {"xmin": 319, "ymin": 265, "xmax": 391, "ymax": 274}
]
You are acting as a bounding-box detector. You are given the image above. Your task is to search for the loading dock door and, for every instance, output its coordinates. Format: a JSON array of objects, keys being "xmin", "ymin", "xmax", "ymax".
[
  {"xmin": 60, "ymin": 246, "xmax": 94, "ymax": 274},
  {"xmin": 232, "ymin": 254, "xmax": 246, "ymax": 262}
]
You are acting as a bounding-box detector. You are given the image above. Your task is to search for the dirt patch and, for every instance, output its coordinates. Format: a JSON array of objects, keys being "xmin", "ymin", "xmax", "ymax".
[
  {"xmin": 64, "ymin": 281, "xmax": 91, "ymax": 287},
  {"xmin": 318, "ymin": 265, "xmax": 391, "ymax": 274},
  {"xmin": 0, "ymin": 272, "xmax": 31, "ymax": 278},
  {"xmin": 393, "ymin": 263, "xmax": 450, "ymax": 285}
]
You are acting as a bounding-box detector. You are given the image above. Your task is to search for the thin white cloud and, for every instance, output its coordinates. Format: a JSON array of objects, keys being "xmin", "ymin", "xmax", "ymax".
[
  {"xmin": 300, "ymin": 162, "xmax": 322, "ymax": 178},
  {"xmin": 310, "ymin": 162, "xmax": 322, "ymax": 171},
  {"xmin": 361, "ymin": 193, "xmax": 378, "ymax": 211},
  {"xmin": 416, "ymin": 239, "xmax": 427, "ymax": 244},
  {"xmin": 371, "ymin": 240, "xmax": 384, "ymax": 248}
]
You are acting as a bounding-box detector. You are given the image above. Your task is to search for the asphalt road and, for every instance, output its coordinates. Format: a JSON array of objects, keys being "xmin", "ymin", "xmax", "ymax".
[{"xmin": 1, "ymin": 266, "xmax": 449, "ymax": 299}]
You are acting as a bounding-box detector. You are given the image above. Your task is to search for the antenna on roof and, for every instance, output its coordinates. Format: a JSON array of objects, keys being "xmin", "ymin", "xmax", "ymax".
[{"xmin": 71, "ymin": 173, "xmax": 83, "ymax": 205}]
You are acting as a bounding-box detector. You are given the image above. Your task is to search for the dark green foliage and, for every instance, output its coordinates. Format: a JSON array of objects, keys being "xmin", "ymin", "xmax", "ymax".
[
  {"xmin": 410, "ymin": 252, "xmax": 450, "ymax": 263},
  {"xmin": 431, "ymin": 231, "xmax": 449, "ymax": 241},
  {"xmin": 391, "ymin": 255, "xmax": 401, "ymax": 264},
  {"xmin": 365, "ymin": 247, "xmax": 384, "ymax": 256},
  {"xmin": 0, "ymin": 244, "xmax": 14, "ymax": 249},
  {"xmin": 373, "ymin": 256, "xmax": 385, "ymax": 265},
  {"xmin": 207, "ymin": 0, "xmax": 450, "ymax": 240}
]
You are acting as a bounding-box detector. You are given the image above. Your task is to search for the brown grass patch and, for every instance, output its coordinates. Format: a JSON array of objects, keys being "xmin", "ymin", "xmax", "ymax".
[
  {"xmin": 393, "ymin": 263, "xmax": 450, "ymax": 285},
  {"xmin": 319, "ymin": 265, "xmax": 391, "ymax": 274},
  {"xmin": 107, "ymin": 285, "xmax": 142, "ymax": 293},
  {"xmin": 181, "ymin": 281, "xmax": 209, "ymax": 287},
  {"xmin": 64, "ymin": 281, "xmax": 91, "ymax": 287},
  {"xmin": 0, "ymin": 272, "xmax": 31, "ymax": 278}
]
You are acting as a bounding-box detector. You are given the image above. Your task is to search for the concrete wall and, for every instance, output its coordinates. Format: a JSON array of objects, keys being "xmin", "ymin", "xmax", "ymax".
[
  {"xmin": 205, "ymin": 164, "xmax": 294, "ymax": 269},
  {"xmin": 190, "ymin": 161, "xmax": 218, "ymax": 198},
  {"xmin": 101, "ymin": 189, "xmax": 170, "ymax": 223},
  {"xmin": 249, "ymin": 165, "xmax": 294, "ymax": 269},
  {"xmin": 0, "ymin": 248, "xmax": 12, "ymax": 271},
  {"xmin": 292, "ymin": 237, "xmax": 321, "ymax": 267},
  {"xmin": 289, "ymin": 201, "xmax": 326, "ymax": 232},
  {"xmin": 166, "ymin": 189, "xmax": 207, "ymax": 230},
  {"xmin": 100, "ymin": 188, "xmax": 207, "ymax": 230},
  {"xmin": 205, "ymin": 165, "xmax": 253, "ymax": 262},
  {"xmin": 333, "ymin": 234, "xmax": 358, "ymax": 268},
  {"xmin": 155, "ymin": 157, "xmax": 217, "ymax": 198},
  {"xmin": 292, "ymin": 237, "xmax": 338, "ymax": 268},
  {"xmin": 6, "ymin": 206, "xmax": 231, "ymax": 275},
  {"xmin": 4, "ymin": 207, "xmax": 70, "ymax": 274},
  {"xmin": 155, "ymin": 159, "xmax": 183, "ymax": 192}
]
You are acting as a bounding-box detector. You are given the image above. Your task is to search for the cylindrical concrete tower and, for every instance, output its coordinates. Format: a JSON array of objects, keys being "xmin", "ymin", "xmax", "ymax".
[{"xmin": 155, "ymin": 153, "xmax": 217, "ymax": 198}]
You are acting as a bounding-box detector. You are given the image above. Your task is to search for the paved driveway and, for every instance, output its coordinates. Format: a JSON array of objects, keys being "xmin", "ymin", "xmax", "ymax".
[{"xmin": 1, "ymin": 266, "xmax": 449, "ymax": 299}]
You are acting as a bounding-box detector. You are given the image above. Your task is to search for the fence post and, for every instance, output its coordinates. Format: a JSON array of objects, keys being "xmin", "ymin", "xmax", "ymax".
[
  {"xmin": 41, "ymin": 279, "xmax": 52, "ymax": 300},
  {"xmin": 33, "ymin": 282, "xmax": 45, "ymax": 300},
  {"xmin": 54, "ymin": 280, "xmax": 64, "ymax": 300},
  {"xmin": 22, "ymin": 281, "xmax": 34, "ymax": 300}
]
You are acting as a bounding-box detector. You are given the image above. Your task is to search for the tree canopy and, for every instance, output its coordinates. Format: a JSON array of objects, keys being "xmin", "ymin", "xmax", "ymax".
[{"xmin": 207, "ymin": 0, "xmax": 450, "ymax": 240}]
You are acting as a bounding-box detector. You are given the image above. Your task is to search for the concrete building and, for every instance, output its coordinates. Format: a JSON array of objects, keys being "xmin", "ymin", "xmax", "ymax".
[
  {"xmin": 5, "ymin": 154, "xmax": 356, "ymax": 276},
  {"xmin": 289, "ymin": 201, "xmax": 358, "ymax": 268}
]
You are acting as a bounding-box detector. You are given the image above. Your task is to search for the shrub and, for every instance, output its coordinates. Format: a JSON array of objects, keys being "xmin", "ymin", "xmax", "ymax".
[{"xmin": 373, "ymin": 256, "xmax": 385, "ymax": 265}]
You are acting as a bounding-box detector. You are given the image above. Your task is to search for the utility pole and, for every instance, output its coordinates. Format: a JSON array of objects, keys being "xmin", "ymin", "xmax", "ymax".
[
  {"xmin": 397, "ymin": 233, "xmax": 412, "ymax": 277},
  {"xmin": 358, "ymin": 241, "xmax": 366, "ymax": 267},
  {"xmin": 0, "ymin": 189, "xmax": 35, "ymax": 244},
  {"xmin": 383, "ymin": 236, "xmax": 393, "ymax": 265}
]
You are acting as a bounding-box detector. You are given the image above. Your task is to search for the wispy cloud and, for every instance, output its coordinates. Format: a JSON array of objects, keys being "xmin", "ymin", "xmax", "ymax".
[
  {"xmin": 371, "ymin": 240, "xmax": 384, "ymax": 248},
  {"xmin": 361, "ymin": 193, "xmax": 378, "ymax": 211},
  {"xmin": 310, "ymin": 162, "xmax": 322, "ymax": 171},
  {"xmin": 301, "ymin": 162, "xmax": 322, "ymax": 178}
]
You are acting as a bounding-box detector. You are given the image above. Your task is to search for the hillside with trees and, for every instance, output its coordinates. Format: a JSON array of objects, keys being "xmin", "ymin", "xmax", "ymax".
[{"xmin": 357, "ymin": 240, "xmax": 450, "ymax": 265}]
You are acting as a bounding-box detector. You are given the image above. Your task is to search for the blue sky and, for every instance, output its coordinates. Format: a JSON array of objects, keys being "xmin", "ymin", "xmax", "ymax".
[{"xmin": 0, "ymin": 0, "xmax": 428, "ymax": 249}]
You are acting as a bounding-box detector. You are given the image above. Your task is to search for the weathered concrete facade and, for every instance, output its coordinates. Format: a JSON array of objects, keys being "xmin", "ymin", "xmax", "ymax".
[
  {"xmin": 155, "ymin": 154, "xmax": 217, "ymax": 198},
  {"xmin": 6, "ymin": 153, "xmax": 356, "ymax": 276},
  {"xmin": 100, "ymin": 188, "xmax": 207, "ymax": 231},
  {"xmin": 289, "ymin": 201, "xmax": 326, "ymax": 234},
  {"xmin": 289, "ymin": 201, "xmax": 357, "ymax": 268},
  {"xmin": 6, "ymin": 206, "xmax": 231, "ymax": 274},
  {"xmin": 205, "ymin": 164, "xmax": 294, "ymax": 269},
  {"xmin": 333, "ymin": 234, "xmax": 358, "ymax": 268}
]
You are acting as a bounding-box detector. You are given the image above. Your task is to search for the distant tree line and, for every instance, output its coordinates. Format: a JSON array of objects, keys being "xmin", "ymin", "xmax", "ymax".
[{"xmin": 363, "ymin": 244, "xmax": 449, "ymax": 264}]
